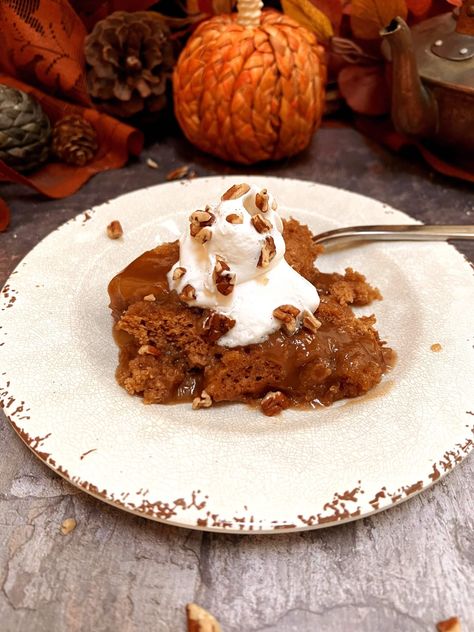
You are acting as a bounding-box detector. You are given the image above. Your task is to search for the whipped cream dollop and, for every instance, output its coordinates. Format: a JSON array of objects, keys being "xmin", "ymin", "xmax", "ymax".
[{"xmin": 168, "ymin": 183, "xmax": 320, "ymax": 347}]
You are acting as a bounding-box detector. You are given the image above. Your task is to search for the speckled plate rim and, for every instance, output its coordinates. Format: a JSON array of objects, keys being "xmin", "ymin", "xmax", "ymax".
[{"xmin": 1, "ymin": 176, "xmax": 473, "ymax": 534}]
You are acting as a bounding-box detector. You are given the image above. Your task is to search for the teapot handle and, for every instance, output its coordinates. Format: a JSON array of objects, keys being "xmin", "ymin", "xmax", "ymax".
[{"xmin": 456, "ymin": 0, "xmax": 474, "ymax": 35}]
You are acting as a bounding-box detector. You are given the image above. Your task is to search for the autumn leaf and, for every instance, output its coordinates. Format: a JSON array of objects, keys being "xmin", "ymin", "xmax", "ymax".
[
  {"xmin": 310, "ymin": 0, "xmax": 343, "ymax": 33},
  {"xmin": 338, "ymin": 63, "xmax": 391, "ymax": 115},
  {"xmin": 406, "ymin": 0, "xmax": 432, "ymax": 15},
  {"xmin": 281, "ymin": 0, "xmax": 334, "ymax": 42},
  {"xmin": 351, "ymin": 0, "xmax": 408, "ymax": 39}
]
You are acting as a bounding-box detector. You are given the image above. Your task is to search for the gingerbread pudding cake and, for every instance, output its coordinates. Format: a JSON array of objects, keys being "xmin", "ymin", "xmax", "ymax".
[{"xmin": 108, "ymin": 183, "xmax": 394, "ymax": 416}]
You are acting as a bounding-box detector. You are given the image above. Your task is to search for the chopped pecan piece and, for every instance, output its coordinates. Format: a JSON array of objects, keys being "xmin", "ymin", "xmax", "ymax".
[
  {"xmin": 273, "ymin": 304, "xmax": 300, "ymax": 335},
  {"xmin": 214, "ymin": 255, "xmax": 230, "ymax": 275},
  {"xmin": 221, "ymin": 183, "xmax": 250, "ymax": 200},
  {"xmin": 186, "ymin": 603, "xmax": 222, "ymax": 632},
  {"xmin": 190, "ymin": 209, "xmax": 215, "ymax": 226},
  {"xmin": 190, "ymin": 208, "xmax": 215, "ymax": 237},
  {"xmin": 226, "ymin": 213, "xmax": 244, "ymax": 224},
  {"xmin": 143, "ymin": 294, "xmax": 156, "ymax": 302},
  {"xmin": 213, "ymin": 256, "xmax": 235, "ymax": 296},
  {"xmin": 255, "ymin": 189, "xmax": 269, "ymax": 213},
  {"xmin": 216, "ymin": 275, "xmax": 235, "ymax": 296},
  {"xmin": 302, "ymin": 310, "xmax": 321, "ymax": 333},
  {"xmin": 166, "ymin": 165, "xmax": 189, "ymax": 180},
  {"xmin": 261, "ymin": 391, "xmax": 290, "ymax": 416},
  {"xmin": 202, "ymin": 312, "xmax": 236, "ymax": 342},
  {"xmin": 192, "ymin": 390, "xmax": 213, "ymax": 410},
  {"xmin": 146, "ymin": 157, "xmax": 159, "ymax": 169},
  {"xmin": 172, "ymin": 266, "xmax": 186, "ymax": 281},
  {"xmin": 257, "ymin": 236, "xmax": 276, "ymax": 268},
  {"xmin": 437, "ymin": 618, "xmax": 461, "ymax": 632},
  {"xmin": 106, "ymin": 220, "xmax": 123, "ymax": 240},
  {"xmin": 60, "ymin": 518, "xmax": 77, "ymax": 535},
  {"xmin": 274, "ymin": 304, "xmax": 300, "ymax": 318},
  {"xmin": 194, "ymin": 227, "xmax": 212, "ymax": 244},
  {"xmin": 251, "ymin": 213, "xmax": 272, "ymax": 233},
  {"xmin": 138, "ymin": 344, "xmax": 160, "ymax": 356},
  {"xmin": 179, "ymin": 284, "xmax": 196, "ymax": 302}
]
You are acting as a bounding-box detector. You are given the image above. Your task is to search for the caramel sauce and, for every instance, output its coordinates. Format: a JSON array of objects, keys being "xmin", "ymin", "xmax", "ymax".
[
  {"xmin": 108, "ymin": 241, "xmax": 179, "ymax": 320},
  {"xmin": 108, "ymin": 246, "xmax": 394, "ymax": 408},
  {"xmin": 251, "ymin": 325, "xmax": 392, "ymax": 407}
]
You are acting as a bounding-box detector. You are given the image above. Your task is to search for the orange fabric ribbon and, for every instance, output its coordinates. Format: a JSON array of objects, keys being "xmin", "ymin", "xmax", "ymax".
[
  {"xmin": 0, "ymin": 0, "xmax": 144, "ymax": 232},
  {"xmin": 0, "ymin": 196, "xmax": 9, "ymax": 232},
  {"xmin": 0, "ymin": 0, "xmax": 90, "ymax": 106}
]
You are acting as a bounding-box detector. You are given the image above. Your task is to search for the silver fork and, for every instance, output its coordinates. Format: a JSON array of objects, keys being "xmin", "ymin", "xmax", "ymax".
[{"xmin": 312, "ymin": 224, "xmax": 474, "ymax": 246}]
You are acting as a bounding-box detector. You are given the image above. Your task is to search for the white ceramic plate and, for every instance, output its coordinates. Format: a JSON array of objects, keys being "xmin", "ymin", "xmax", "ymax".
[{"xmin": 1, "ymin": 176, "xmax": 473, "ymax": 533}]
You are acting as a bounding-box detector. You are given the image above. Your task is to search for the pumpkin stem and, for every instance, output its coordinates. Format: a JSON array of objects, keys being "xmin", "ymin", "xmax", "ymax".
[{"xmin": 236, "ymin": 0, "xmax": 262, "ymax": 27}]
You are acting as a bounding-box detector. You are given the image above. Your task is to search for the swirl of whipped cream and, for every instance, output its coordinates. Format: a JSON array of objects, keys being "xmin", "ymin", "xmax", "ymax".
[{"xmin": 168, "ymin": 184, "xmax": 319, "ymax": 347}]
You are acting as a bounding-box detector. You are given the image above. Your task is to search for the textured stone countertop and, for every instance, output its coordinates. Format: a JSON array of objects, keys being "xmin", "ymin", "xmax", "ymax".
[{"xmin": 1, "ymin": 127, "xmax": 473, "ymax": 632}]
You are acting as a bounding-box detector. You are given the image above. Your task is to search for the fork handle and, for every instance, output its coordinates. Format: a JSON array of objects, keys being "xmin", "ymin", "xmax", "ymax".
[{"xmin": 312, "ymin": 224, "xmax": 474, "ymax": 245}]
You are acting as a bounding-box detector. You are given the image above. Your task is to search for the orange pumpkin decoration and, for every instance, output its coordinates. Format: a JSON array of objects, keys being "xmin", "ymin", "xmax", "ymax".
[{"xmin": 173, "ymin": 0, "xmax": 327, "ymax": 164}]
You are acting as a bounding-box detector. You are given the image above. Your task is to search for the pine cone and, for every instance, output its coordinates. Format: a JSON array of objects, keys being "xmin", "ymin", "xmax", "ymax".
[
  {"xmin": 0, "ymin": 85, "xmax": 51, "ymax": 172},
  {"xmin": 51, "ymin": 115, "xmax": 98, "ymax": 166},
  {"xmin": 84, "ymin": 11, "xmax": 174, "ymax": 118}
]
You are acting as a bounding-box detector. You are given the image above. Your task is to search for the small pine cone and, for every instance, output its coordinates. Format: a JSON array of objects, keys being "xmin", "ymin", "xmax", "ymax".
[
  {"xmin": 85, "ymin": 11, "xmax": 174, "ymax": 118},
  {"xmin": 51, "ymin": 115, "xmax": 98, "ymax": 166}
]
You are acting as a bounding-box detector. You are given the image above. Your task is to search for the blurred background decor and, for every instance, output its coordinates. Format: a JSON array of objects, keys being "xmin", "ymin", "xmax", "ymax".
[
  {"xmin": 84, "ymin": 11, "xmax": 175, "ymax": 118},
  {"xmin": 0, "ymin": 0, "xmax": 472, "ymax": 232},
  {"xmin": 0, "ymin": 85, "xmax": 51, "ymax": 172},
  {"xmin": 51, "ymin": 115, "xmax": 99, "ymax": 166},
  {"xmin": 380, "ymin": 6, "xmax": 474, "ymax": 172},
  {"xmin": 173, "ymin": 0, "xmax": 327, "ymax": 164}
]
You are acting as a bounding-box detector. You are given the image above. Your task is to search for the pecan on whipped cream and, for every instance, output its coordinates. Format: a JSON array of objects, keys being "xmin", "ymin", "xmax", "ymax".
[{"xmin": 168, "ymin": 184, "xmax": 320, "ymax": 347}]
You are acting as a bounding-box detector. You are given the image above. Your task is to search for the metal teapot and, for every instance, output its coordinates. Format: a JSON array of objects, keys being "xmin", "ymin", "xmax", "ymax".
[{"xmin": 381, "ymin": 0, "xmax": 474, "ymax": 166}]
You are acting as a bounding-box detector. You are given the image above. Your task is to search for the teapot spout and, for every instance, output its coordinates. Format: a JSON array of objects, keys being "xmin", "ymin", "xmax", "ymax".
[{"xmin": 381, "ymin": 17, "xmax": 437, "ymax": 139}]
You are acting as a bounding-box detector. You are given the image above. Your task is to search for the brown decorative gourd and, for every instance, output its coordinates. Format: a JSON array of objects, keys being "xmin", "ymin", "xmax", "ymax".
[{"xmin": 173, "ymin": 0, "xmax": 326, "ymax": 164}]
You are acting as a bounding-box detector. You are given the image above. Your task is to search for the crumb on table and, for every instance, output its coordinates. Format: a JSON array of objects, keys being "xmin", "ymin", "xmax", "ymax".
[
  {"xmin": 186, "ymin": 603, "xmax": 221, "ymax": 632},
  {"xmin": 60, "ymin": 518, "xmax": 77, "ymax": 535}
]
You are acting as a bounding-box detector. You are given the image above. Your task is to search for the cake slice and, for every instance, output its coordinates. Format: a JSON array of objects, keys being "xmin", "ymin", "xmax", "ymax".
[{"xmin": 108, "ymin": 184, "xmax": 393, "ymax": 415}]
